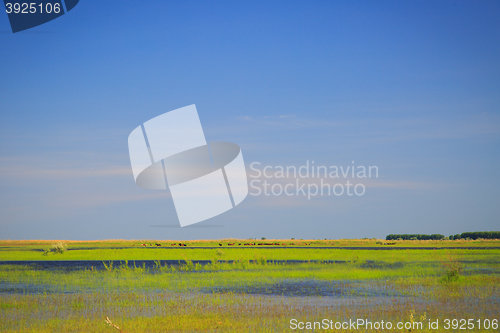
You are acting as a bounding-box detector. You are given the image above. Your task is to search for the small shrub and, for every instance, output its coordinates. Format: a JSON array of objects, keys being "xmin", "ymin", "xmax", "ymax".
[
  {"xmin": 52, "ymin": 242, "xmax": 67, "ymax": 254},
  {"xmin": 440, "ymin": 255, "xmax": 464, "ymax": 283},
  {"xmin": 120, "ymin": 260, "xmax": 130, "ymax": 270},
  {"xmin": 210, "ymin": 257, "xmax": 221, "ymax": 271},
  {"xmin": 441, "ymin": 265, "xmax": 463, "ymax": 283},
  {"xmin": 105, "ymin": 317, "xmax": 121, "ymax": 332},
  {"xmin": 42, "ymin": 242, "xmax": 67, "ymax": 256},
  {"xmin": 239, "ymin": 260, "xmax": 249, "ymax": 270},
  {"xmin": 408, "ymin": 309, "xmax": 415, "ymax": 331},
  {"xmin": 103, "ymin": 261, "xmax": 114, "ymax": 272},
  {"xmin": 185, "ymin": 260, "xmax": 194, "ymax": 271}
]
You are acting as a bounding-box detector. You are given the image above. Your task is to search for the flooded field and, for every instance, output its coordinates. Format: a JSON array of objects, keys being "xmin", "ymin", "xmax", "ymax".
[
  {"xmin": 0, "ymin": 240, "xmax": 499, "ymax": 332},
  {"xmin": 205, "ymin": 279, "xmax": 403, "ymax": 298}
]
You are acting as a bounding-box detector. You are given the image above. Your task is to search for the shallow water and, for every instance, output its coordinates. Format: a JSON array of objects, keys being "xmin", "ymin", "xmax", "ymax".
[
  {"xmin": 0, "ymin": 282, "xmax": 56, "ymax": 295},
  {"xmin": 0, "ymin": 259, "xmax": 348, "ymax": 271},
  {"xmin": 204, "ymin": 279, "xmax": 402, "ymax": 298}
]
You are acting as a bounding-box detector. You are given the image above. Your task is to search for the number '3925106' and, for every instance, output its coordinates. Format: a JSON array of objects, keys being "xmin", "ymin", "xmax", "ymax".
[{"xmin": 5, "ymin": 2, "xmax": 61, "ymax": 14}]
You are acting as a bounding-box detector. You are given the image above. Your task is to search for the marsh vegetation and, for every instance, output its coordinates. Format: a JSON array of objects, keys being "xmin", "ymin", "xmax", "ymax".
[{"xmin": 0, "ymin": 239, "xmax": 498, "ymax": 332}]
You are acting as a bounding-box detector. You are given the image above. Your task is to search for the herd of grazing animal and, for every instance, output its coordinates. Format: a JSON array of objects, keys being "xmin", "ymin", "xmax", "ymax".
[
  {"xmin": 146, "ymin": 243, "xmax": 290, "ymax": 247},
  {"xmin": 216, "ymin": 243, "xmax": 289, "ymax": 246},
  {"xmin": 140, "ymin": 242, "xmax": 310, "ymax": 247},
  {"xmin": 227, "ymin": 243, "xmax": 287, "ymax": 246}
]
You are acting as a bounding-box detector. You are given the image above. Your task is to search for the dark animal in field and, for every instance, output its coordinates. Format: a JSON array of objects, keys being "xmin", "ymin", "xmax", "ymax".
[
  {"xmin": 228, "ymin": 243, "xmax": 234, "ymax": 246},
  {"xmin": 238, "ymin": 243, "xmax": 241, "ymax": 245},
  {"xmin": 155, "ymin": 243, "xmax": 161, "ymax": 246},
  {"xmin": 219, "ymin": 244, "xmax": 222, "ymax": 246}
]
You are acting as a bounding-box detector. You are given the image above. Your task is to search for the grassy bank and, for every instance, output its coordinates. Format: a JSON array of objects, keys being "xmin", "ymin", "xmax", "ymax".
[
  {"xmin": 1, "ymin": 239, "xmax": 499, "ymax": 261},
  {"xmin": 2, "ymin": 238, "xmax": 500, "ymax": 248}
]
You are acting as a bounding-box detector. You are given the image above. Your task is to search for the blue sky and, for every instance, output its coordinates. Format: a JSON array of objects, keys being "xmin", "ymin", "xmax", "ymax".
[{"xmin": 1, "ymin": 1, "xmax": 499, "ymax": 240}]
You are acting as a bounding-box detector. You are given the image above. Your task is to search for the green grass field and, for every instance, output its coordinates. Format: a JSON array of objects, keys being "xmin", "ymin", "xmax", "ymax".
[{"xmin": 1, "ymin": 239, "xmax": 499, "ymax": 332}]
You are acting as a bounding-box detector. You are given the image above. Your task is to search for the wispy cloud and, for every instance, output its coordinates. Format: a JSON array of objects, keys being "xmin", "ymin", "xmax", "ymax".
[
  {"xmin": 0, "ymin": 165, "xmax": 131, "ymax": 180},
  {"xmin": 0, "ymin": 190, "xmax": 171, "ymax": 226},
  {"xmin": 235, "ymin": 113, "xmax": 500, "ymax": 140},
  {"xmin": 0, "ymin": 153, "xmax": 132, "ymax": 181},
  {"xmin": 49, "ymin": 191, "xmax": 171, "ymax": 209}
]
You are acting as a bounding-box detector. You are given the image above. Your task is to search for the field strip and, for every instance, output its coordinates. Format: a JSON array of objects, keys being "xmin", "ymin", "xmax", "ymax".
[{"xmin": 51, "ymin": 246, "xmax": 500, "ymax": 250}]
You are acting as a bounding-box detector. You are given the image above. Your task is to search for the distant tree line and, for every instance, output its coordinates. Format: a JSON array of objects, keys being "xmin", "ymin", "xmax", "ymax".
[
  {"xmin": 386, "ymin": 231, "xmax": 500, "ymax": 241},
  {"xmin": 449, "ymin": 231, "xmax": 500, "ymax": 240},
  {"xmin": 386, "ymin": 234, "xmax": 444, "ymax": 240}
]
